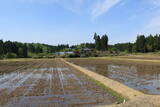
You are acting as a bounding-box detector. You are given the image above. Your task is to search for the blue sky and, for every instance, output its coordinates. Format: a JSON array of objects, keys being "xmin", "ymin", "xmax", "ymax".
[{"xmin": 0, "ymin": 0, "xmax": 160, "ymax": 45}]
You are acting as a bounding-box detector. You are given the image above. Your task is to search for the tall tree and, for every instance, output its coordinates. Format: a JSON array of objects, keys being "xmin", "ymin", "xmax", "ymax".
[
  {"xmin": 18, "ymin": 44, "xmax": 28, "ymax": 58},
  {"xmin": 145, "ymin": 35, "xmax": 154, "ymax": 52},
  {"xmin": 158, "ymin": 35, "xmax": 160, "ymax": 50},
  {"xmin": 101, "ymin": 34, "xmax": 108, "ymax": 51},
  {"xmin": 127, "ymin": 43, "xmax": 133, "ymax": 53},
  {"xmin": 0, "ymin": 40, "xmax": 3, "ymax": 55},
  {"xmin": 94, "ymin": 33, "xmax": 101, "ymax": 50},
  {"xmin": 3, "ymin": 41, "xmax": 12, "ymax": 54},
  {"xmin": 136, "ymin": 35, "xmax": 146, "ymax": 53},
  {"xmin": 35, "ymin": 45, "xmax": 43, "ymax": 53},
  {"xmin": 154, "ymin": 34, "xmax": 159, "ymax": 51},
  {"xmin": 28, "ymin": 44, "xmax": 35, "ymax": 53},
  {"xmin": 23, "ymin": 44, "xmax": 28, "ymax": 58}
]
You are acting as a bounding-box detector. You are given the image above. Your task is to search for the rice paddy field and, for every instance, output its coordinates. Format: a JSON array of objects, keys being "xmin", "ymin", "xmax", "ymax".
[
  {"xmin": 0, "ymin": 59, "xmax": 116, "ymax": 107},
  {"xmin": 67, "ymin": 57, "xmax": 160, "ymax": 95},
  {"xmin": 1, "ymin": 57, "xmax": 160, "ymax": 107}
]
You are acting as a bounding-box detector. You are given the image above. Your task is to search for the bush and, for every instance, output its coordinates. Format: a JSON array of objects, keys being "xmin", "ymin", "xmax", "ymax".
[
  {"xmin": 32, "ymin": 56, "xmax": 43, "ymax": 59},
  {"xmin": 47, "ymin": 55, "xmax": 55, "ymax": 58},
  {"xmin": 80, "ymin": 53, "xmax": 90, "ymax": 57},
  {"xmin": 67, "ymin": 54, "xmax": 80, "ymax": 58},
  {"xmin": 5, "ymin": 53, "xmax": 17, "ymax": 59},
  {"xmin": 32, "ymin": 53, "xmax": 49, "ymax": 59},
  {"xmin": 0, "ymin": 55, "xmax": 4, "ymax": 59}
]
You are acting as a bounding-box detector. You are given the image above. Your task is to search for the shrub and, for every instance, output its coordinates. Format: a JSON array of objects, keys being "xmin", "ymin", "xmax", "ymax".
[
  {"xmin": 67, "ymin": 54, "xmax": 80, "ymax": 58},
  {"xmin": 0, "ymin": 55, "xmax": 4, "ymax": 59},
  {"xmin": 32, "ymin": 53, "xmax": 49, "ymax": 59},
  {"xmin": 5, "ymin": 53, "xmax": 17, "ymax": 59}
]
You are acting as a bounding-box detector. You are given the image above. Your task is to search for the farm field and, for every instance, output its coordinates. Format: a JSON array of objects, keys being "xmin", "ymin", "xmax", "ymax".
[
  {"xmin": 116, "ymin": 54, "xmax": 160, "ymax": 61},
  {"xmin": 0, "ymin": 59, "xmax": 116, "ymax": 107},
  {"xmin": 67, "ymin": 58, "xmax": 160, "ymax": 95}
]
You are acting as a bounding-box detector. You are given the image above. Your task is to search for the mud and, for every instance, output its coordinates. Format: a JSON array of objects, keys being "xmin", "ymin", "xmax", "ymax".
[{"xmin": 0, "ymin": 59, "xmax": 116, "ymax": 107}]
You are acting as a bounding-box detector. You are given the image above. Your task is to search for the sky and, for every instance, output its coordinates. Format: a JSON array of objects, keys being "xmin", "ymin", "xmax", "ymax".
[{"xmin": 0, "ymin": 0, "xmax": 160, "ymax": 45}]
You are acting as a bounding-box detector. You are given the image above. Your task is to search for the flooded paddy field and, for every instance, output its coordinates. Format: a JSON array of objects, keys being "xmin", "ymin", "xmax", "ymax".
[
  {"xmin": 0, "ymin": 60, "xmax": 35, "ymax": 74},
  {"xmin": 0, "ymin": 59, "xmax": 116, "ymax": 107},
  {"xmin": 68, "ymin": 58, "xmax": 160, "ymax": 95}
]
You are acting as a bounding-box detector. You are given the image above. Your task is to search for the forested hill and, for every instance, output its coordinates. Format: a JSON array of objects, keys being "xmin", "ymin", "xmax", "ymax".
[{"xmin": 0, "ymin": 40, "xmax": 69, "ymax": 58}]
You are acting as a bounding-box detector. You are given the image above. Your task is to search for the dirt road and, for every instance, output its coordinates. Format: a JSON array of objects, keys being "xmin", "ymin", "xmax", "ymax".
[{"xmin": 0, "ymin": 59, "xmax": 116, "ymax": 107}]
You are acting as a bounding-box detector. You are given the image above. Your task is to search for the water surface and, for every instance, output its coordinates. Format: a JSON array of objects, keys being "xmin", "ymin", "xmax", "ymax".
[{"xmin": 68, "ymin": 59, "xmax": 160, "ymax": 95}]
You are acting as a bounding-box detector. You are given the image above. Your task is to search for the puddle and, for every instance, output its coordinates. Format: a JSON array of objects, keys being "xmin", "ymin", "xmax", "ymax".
[{"xmin": 69, "ymin": 59, "xmax": 160, "ymax": 95}]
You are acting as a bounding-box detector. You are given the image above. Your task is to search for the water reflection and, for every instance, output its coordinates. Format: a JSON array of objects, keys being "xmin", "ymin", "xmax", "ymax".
[
  {"xmin": 71, "ymin": 60, "xmax": 160, "ymax": 95},
  {"xmin": 107, "ymin": 65, "xmax": 160, "ymax": 94}
]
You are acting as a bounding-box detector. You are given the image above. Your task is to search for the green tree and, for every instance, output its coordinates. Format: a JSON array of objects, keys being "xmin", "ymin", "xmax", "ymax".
[
  {"xmin": 154, "ymin": 34, "xmax": 158, "ymax": 51},
  {"xmin": 136, "ymin": 35, "xmax": 146, "ymax": 53},
  {"xmin": 0, "ymin": 40, "xmax": 3, "ymax": 55},
  {"xmin": 145, "ymin": 35, "xmax": 154, "ymax": 52},
  {"xmin": 18, "ymin": 44, "xmax": 28, "ymax": 58},
  {"xmin": 101, "ymin": 34, "xmax": 108, "ymax": 51},
  {"xmin": 94, "ymin": 33, "xmax": 101, "ymax": 50},
  {"xmin": 28, "ymin": 44, "xmax": 35, "ymax": 53},
  {"xmin": 158, "ymin": 35, "xmax": 160, "ymax": 50},
  {"xmin": 23, "ymin": 44, "xmax": 28, "ymax": 57},
  {"xmin": 127, "ymin": 43, "xmax": 133, "ymax": 53},
  {"xmin": 5, "ymin": 53, "xmax": 17, "ymax": 58}
]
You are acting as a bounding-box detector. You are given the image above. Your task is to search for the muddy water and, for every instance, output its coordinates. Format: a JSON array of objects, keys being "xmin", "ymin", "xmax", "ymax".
[
  {"xmin": 0, "ymin": 60, "xmax": 116, "ymax": 107},
  {"xmin": 68, "ymin": 59, "xmax": 160, "ymax": 95}
]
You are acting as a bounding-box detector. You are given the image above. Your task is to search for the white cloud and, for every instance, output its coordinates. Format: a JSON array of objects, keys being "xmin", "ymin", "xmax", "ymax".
[
  {"xmin": 151, "ymin": 0, "xmax": 160, "ymax": 7},
  {"xmin": 91, "ymin": 0, "xmax": 122, "ymax": 19},
  {"xmin": 17, "ymin": 0, "xmax": 123, "ymax": 19}
]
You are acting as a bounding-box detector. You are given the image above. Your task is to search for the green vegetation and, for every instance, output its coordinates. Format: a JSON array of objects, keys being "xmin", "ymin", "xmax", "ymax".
[
  {"xmin": 111, "ymin": 34, "xmax": 160, "ymax": 53},
  {"xmin": 5, "ymin": 53, "xmax": 17, "ymax": 59},
  {"xmin": 94, "ymin": 33, "xmax": 108, "ymax": 51},
  {"xmin": 1, "ymin": 33, "xmax": 160, "ymax": 59},
  {"xmin": 0, "ymin": 40, "xmax": 69, "ymax": 59}
]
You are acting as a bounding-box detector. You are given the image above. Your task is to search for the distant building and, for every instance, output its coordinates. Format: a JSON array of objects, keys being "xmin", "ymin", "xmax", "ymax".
[
  {"xmin": 56, "ymin": 51, "xmax": 74, "ymax": 55},
  {"xmin": 65, "ymin": 51, "xmax": 74, "ymax": 54},
  {"xmin": 81, "ymin": 48, "xmax": 91, "ymax": 52}
]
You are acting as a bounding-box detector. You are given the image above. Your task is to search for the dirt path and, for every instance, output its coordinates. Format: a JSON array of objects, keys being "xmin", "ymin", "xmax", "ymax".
[
  {"xmin": 62, "ymin": 59, "xmax": 160, "ymax": 107},
  {"xmin": 0, "ymin": 59, "xmax": 116, "ymax": 107}
]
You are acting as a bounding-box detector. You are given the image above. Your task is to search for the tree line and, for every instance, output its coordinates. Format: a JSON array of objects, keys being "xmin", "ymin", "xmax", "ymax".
[
  {"xmin": 111, "ymin": 34, "xmax": 160, "ymax": 53},
  {"xmin": 1, "ymin": 33, "xmax": 160, "ymax": 58},
  {"xmin": 0, "ymin": 40, "xmax": 69, "ymax": 58}
]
